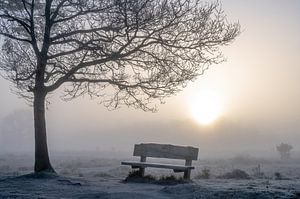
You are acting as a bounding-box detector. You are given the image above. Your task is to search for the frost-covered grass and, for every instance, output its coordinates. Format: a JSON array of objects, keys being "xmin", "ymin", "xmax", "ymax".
[
  {"xmin": 0, "ymin": 153, "xmax": 300, "ymax": 198},
  {"xmin": 124, "ymin": 170, "xmax": 186, "ymax": 185}
]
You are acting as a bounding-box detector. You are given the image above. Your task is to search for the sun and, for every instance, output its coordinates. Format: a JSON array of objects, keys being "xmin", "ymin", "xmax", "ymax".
[{"xmin": 187, "ymin": 90, "xmax": 223, "ymax": 125}]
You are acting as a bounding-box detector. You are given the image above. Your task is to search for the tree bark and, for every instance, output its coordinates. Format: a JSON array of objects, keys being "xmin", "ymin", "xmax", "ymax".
[{"xmin": 33, "ymin": 91, "xmax": 54, "ymax": 173}]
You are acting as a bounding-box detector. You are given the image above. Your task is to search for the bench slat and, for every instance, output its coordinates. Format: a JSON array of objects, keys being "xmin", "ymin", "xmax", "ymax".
[
  {"xmin": 121, "ymin": 161, "xmax": 195, "ymax": 170},
  {"xmin": 133, "ymin": 143, "xmax": 198, "ymax": 160}
]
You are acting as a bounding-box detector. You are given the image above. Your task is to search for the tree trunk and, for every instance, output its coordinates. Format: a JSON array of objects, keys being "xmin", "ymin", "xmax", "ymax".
[{"xmin": 33, "ymin": 91, "xmax": 54, "ymax": 173}]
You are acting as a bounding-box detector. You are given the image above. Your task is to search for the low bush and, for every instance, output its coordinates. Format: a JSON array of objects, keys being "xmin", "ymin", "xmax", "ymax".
[
  {"xmin": 218, "ymin": 169, "xmax": 250, "ymax": 180},
  {"xmin": 158, "ymin": 175, "xmax": 185, "ymax": 185},
  {"xmin": 124, "ymin": 170, "xmax": 156, "ymax": 183},
  {"xmin": 274, "ymin": 172, "xmax": 282, "ymax": 180},
  {"xmin": 194, "ymin": 168, "xmax": 210, "ymax": 179},
  {"xmin": 124, "ymin": 170, "xmax": 187, "ymax": 185}
]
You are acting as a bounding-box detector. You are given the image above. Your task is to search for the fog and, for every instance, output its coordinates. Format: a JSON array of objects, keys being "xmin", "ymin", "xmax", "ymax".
[
  {"xmin": 1, "ymin": 0, "xmax": 300, "ymax": 160},
  {"xmin": 1, "ymin": 99, "xmax": 299, "ymax": 159}
]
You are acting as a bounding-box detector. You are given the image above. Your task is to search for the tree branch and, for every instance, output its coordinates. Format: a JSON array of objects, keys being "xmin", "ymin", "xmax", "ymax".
[{"xmin": 0, "ymin": 32, "xmax": 31, "ymax": 43}]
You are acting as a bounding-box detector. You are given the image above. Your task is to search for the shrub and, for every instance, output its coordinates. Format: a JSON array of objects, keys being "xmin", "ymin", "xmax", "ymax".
[
  {"xmin": 195, "ymin": 168, "xmax": 210, "ymax": 179},
  {"xmin": 158, "ymin": 175, "xmax": 185, "ymax": 185},
  {"xmin": 252, "ymin": 164, "xmax": 265, "ymax": 179},
  {"xmin": 274, "ymin": 172, "xmax": 282, "ymax": 180},
  {"xmin": 124, "ymin": 170, "xmax": 187, "ymax": 184},
  {"xmin": 219, "ymin": 169, "xmax": 250, "ymax": 180},
  {"xmin": 124, "ymin": 170, "xmax": 156, "ymax": 183}
]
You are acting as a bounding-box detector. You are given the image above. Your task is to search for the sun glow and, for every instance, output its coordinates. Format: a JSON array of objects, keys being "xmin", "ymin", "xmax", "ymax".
[{"xmin": 187, "ymin": 90, "xmax": 223, "ymax": 125}]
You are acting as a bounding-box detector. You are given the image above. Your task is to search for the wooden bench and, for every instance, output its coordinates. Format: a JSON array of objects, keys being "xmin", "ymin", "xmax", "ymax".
[{"xmin": 121, "ymin": 143, "xmax": 199, "ymax": 180}]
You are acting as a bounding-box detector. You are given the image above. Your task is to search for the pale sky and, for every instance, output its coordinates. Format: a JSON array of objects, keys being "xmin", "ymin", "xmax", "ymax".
[{"xmin": 0, "ymin": 0, "xmax": 300, "ymax": 157}]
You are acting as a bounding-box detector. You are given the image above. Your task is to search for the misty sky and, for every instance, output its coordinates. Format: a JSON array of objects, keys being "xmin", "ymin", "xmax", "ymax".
[{"xmin": 0, "ymin": 0, "xmax": 300, "ymax": 157}]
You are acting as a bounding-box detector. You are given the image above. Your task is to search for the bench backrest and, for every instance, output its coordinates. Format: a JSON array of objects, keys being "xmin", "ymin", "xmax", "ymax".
[{"xmin": 133, "ymin": 143, "xmax": 198, "ymax": 161}]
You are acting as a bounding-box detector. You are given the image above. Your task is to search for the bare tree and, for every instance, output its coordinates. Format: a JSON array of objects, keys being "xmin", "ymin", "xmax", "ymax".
[
  {"xmin": 0, "ymin": 0, "xmax": 240, "ymax": 172},
  {"xmin": 276, "ymin": 143, "xmax": 293, "ymax": 160}
]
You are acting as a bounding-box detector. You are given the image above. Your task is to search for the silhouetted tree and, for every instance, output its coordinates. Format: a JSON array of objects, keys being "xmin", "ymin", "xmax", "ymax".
[
  {"xmin": 276, "ymin": 143, "xmax": 293, "ymax": 160},
  {"xmin": 0, "ymin": 0, "xmax": 240, "ymax": 172}
]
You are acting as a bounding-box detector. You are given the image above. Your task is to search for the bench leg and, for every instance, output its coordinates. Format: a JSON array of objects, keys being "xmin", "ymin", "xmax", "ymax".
[
  {"xmin": 138, "ymin": 168, "xmax": 145, "ymax": 177},
  {"xmin": 184, "ymin": 170, "xmax": 191, "ymax": 180},
  {"xmin": 138, "ymin": 156, "xmax": 146, "ymax": 177},
  {"xmin": 184, "ymin": 159, "xmax": 192, "ymax": 180}
]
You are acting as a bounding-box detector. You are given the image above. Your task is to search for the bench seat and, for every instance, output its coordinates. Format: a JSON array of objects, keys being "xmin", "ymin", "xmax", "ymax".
[
  {"xmin": 121, "ymin": 143, "xmax": 199, "ymax": 180},
  {"xmin": 121, "ymin": 161, "xmax": 194, "ymax": 171}
]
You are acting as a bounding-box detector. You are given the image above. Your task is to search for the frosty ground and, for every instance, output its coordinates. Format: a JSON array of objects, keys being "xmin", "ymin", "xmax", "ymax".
[{"xmin": 1, "ymin": 152, "xmax": 300, "ymax": 199}]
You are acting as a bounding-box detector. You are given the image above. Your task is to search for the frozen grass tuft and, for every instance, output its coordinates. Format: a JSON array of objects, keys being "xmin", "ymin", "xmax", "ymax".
[
  {"xmin": 218, "ymin": 169, "xmax": 250, "ymax": 180},
  {"xmin": 124, "ymin": 170, "xmax": 156, "ymax": 183},
  {"xmin": 194, "ymin": 168, "xmax": 210, "ymax": 179},
  {"xmin": 158, "ymin": 175, "xmax": 185, "ymax": 185},
  {"xmin": 124, "ymin": 170, "xmax": 187, "ymax": 185}
]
